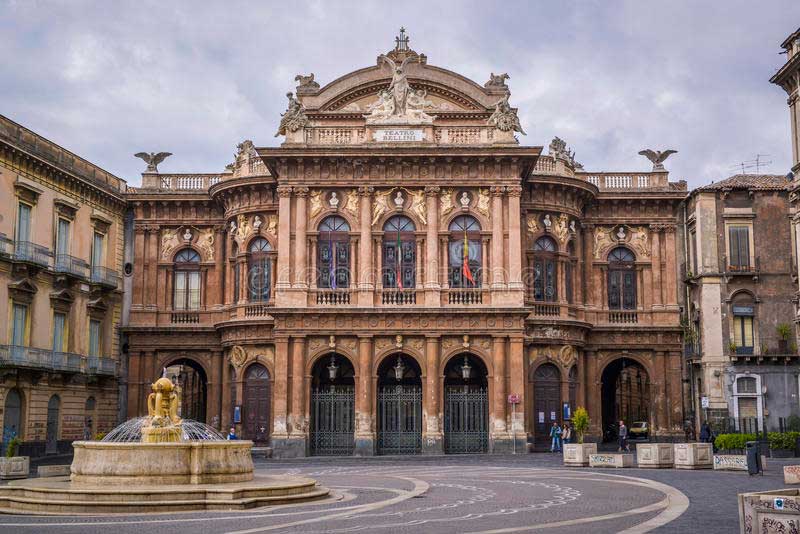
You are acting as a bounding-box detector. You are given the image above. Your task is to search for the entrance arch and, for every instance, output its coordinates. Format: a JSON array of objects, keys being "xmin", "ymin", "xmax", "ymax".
[
  {"xmin": 3, "ymin": 389, "xmax": 23, "ymax": 455},
  {"xmin": 377, "ymin": 354, "xmax": 422, "ymax": 455},
  {"xmin": 601, "ymin": 357, "xmax": 651, "ymax": 442},
  {"xmin": 310, "ymin": 353, "xmax": 355, "ymax": 456},
  {"xmin": 531, "ymin": 363, "xmax": 561, "ymax": 450},
  {"xmin": 165, "ymin": 358, "xmax": 208, "ymax": 422},
  {"xmin": 443, "ymin": 354, "xmax": 488, "ymax": 454},
  {"xmin": 46, "ymin": 394, "xmax": 60, "ymax": 455},
  {"xmin": 244, "ymin": 363, "xmax": 271, "ymax": 445}
]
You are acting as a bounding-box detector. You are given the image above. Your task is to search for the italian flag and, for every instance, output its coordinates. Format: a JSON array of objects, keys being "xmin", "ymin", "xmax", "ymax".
[{"xmin": 462, "ymin": 230, "xmax": 475, "ymax": 286}]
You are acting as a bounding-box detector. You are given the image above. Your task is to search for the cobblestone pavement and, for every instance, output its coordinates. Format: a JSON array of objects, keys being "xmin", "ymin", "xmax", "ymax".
[{"xmin": 0, "ymin": 453, "xmax": 794, "ymax": 533}]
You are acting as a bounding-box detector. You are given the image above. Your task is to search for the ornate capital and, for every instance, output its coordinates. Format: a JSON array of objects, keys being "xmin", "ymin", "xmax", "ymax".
[
  {"xmin": 506, "ymin": 185, "xmax": 522, "ymax": 197},
  {"xmin": 358, "ymin": 185, "xmax": 374, "ymax": 197},
  {"xmin": 294, "ymin": 186, "xmax": 309, "ymax": 197},
  {"xmin": 490, "ymin": 185, "xmax": 505, "ymax": 197},
  {"xmin": 789, "ymin": 93, "xmax": 798, "ymax": 106},
  {"xmin": 424, "ymin": 185, "xmax": 441, "ymax": 197},
  {"xmin": 276, "ymin": 185, "xmax": 293, "ymax": 198}
]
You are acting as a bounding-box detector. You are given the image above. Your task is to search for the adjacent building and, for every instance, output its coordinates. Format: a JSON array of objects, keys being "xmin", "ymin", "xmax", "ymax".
[
  {"xmin": 0, "ymin": 115, "xmax": 125, "ymax": 455},
  {"xmin": 124, "ymin": 31, "xmax": 687, "ymax": 457}
]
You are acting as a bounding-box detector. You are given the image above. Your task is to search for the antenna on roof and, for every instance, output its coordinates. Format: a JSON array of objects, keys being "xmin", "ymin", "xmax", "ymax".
[{"xmin": 728, "ymin": 154, "xmax": 772, "ymax": 175}]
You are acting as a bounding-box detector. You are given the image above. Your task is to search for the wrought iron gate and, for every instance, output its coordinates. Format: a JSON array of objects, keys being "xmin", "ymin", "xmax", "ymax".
[
  {"xmin": 444, "ymin": 385, "xmax": 488, "ymax": 454},
  {"xmin": 310, "ymin": 386, "xmax": 355, "ymax": 456},
  {"xmin": 377, "ymin": 385, "xmax": 422, "ymax": 455}
]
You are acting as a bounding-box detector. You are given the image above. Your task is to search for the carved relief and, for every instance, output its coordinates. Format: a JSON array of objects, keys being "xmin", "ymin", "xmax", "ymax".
[
  {"xmin": 375, "ymin": 337, "xmax": 393, "ymax": 351},
  {"xmin": 476, "ymin": 189, "xmax": 491, "ymax": 217},
  {"xmin": 266, "ymin": 214, "xmax": 278, "ymax": 237},
  {"xmin": 372, "ymin": 189, "xmax": 392, "ymax": 226},
  {"xmin": 234, "ymin": 214, "xmax": 251, "ymax": 246},
  {"xmin": 439, "ymin": 188, "xmax": 455, "ymax": 219},
  {"xmin": 409, "ymin": 338, "xmax": 424, "ymax": 351},
  {"xmin": 630, "ymin": 226, "xmax": 651, "ymax": 257},
  {"xmin": 309, "ymin": 190, "xmax": 323, "ymax": 219},
  {"xmin": 197, "ymin": 228, "xmax": 215, "ymax": 261},
  {"xmin": 555, "ymin": 213, "xmax": 570, "ymax": 244},
  {"xmin": 230, "ymin": 345, "xmax": 247, "ymax": 368},
  {"xmin": 526, "ymin": 215, "xmax": 539, "ymax": 235},
  {"xmin": 593, "ymin": 227, "xmax": 615, "ymax": 259},
  {"xmin": 558, "ymin": 345, "xmax": 576, "ymax": 368},
  {"xmin": 160, "ymin": 228, "xmax": 180, "ymax": 260},
  {"xmin": 410, "ymin": 189, "xmax": 427, "ymax": 225},
  {"xmin": 344, "ymin": 189, "xmax": 359, "ymax": 220}
]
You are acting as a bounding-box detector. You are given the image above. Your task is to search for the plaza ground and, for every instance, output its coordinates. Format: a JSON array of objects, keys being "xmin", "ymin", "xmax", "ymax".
[{"xmin": 0, "ymin": 453, "xmax": 795, "ymax": 533}]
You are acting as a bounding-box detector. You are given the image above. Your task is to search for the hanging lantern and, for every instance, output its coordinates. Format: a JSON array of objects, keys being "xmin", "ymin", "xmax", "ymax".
[
  {"xmin": 393, "ymin": 356, "xmax": 406, "ymax": 381},
  {"xmin": 327, "ymin": 355, "xmax": 339, "ymax": 380},
  {"xmin": 461, "ymin": 356, "xmax": 472, "ymax": 381}
]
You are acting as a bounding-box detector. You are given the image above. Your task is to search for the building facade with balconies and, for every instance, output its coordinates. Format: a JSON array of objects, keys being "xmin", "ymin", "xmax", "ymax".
[
  {"xmin": 682, "ymin": 174, "xmax": 799, "ymax": 434},
  {"xmin": 124, "ymin": 31, "xmax": 687, "ymax": 456},
  {"xmin": 0, "ymin": 114, "xmax": 125, "ymax": 456}
]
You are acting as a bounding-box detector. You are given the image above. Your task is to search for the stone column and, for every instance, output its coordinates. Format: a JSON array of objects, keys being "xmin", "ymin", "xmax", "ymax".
[
  {"xmin": 582, "ymin": 224, "xmax": 595, "ymax": 311},
  {"xmin": 491, "ymin": 336, "xmax": 509, "ymax": 451},
  {"xmin": 271, "ymin": 336, "xmax": 291, "ymax": 456},
  {"xmin": 145, "ymin": 225, "xmax": 160, "ymax": 308},
  {"xmin": 424, "ymin": 186, "xmax": 440, "ymax": 305},
  {"xmin": 506, "ymin": 186, "xmax": 523, "ymax": 292},
  {"xmin": 309, "ymin": 237, "xmax": 318, "ymax": 289},
  {"xmin": 275, "ymin": 186, "xmax": 292, "ymax": 304},
  {"xmin": 208, "ymin": 350, "xmax": 223, "ymax": 429},
  {"xmin": 664, "ymin": 226, "xmax": 678, "ymax": 306},
  {"xmin": 287, "ymin": 336, "xmax": 307, "ymax": 457},
  {"xmin": 481, "ymin": 238, "xmax": 490, "ymax": 287},
  {"xmin": 355, "ymin": 336, "xmax": 375, "ymax": 455},
  {"xmin": 650, "ymin": 227, "xmax": 662, "ymax": 308},
  {"xmin": 423, "ymin": 336, "xmax": 443, "ymax": 453},
  {"xmin": 221, "ymin": 355, "xmax": 232, "ymax": 431},
  {"xmin": 508, "ymin": 336, "xmax": 526, "ymax": 452},
  {"xmin": 440, "ymin": 237, "xmax": 450, "ymax": 288},
  {"xmin": 293, "ymin": 187, "xmax": 308, "ymax": 289},
  {"xmin": 132, "ymin": 225, "xmax": 146, "ymax": 307},
  {"xmin": 490, "ymin": 186, "xmax": 505, "ymax": 289},
  {"xmin": 358, "ymin": 186, "xmax": 374, "ymax": 306},
  {"xmin": 415, "ymin": 238, "xmax": 423, "ymax": 289}
]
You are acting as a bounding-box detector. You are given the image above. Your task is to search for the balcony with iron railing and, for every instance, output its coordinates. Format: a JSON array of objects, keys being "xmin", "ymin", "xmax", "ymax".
[
  {"xmin": 729, "ymin": 335, "xmax": 800, "ymax": 361},
  {"xmin": 13, "ymin": 241, "xmax": 51, "ymax": 268},
  {"xmin": 87, "ymin": 355, "xmax": 117, "ymax": 376},
  {"xmin": 723, "ymin": 255, "xmax": 761, "ymax": 277},
  {"xmin": 54, "ymin": 254, "xmax": 89, "ymax": 279},
  {"xmin": 91, "ymin": 265, "xmax": 120, "ymax": 289},
  {"xmin": 0, "ymin": 345, "xmax": 114, "ymax": 375}
]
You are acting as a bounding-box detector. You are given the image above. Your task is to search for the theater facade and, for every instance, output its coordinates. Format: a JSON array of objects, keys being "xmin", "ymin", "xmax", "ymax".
[{"xmin": 124, "ymin": 31, "xmax": 687, "ymax": 456}]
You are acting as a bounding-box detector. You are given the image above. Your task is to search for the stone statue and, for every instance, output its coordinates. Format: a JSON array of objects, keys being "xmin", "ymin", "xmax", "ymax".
[
  {"xmin": 134, "ymin": 152, "xmax": 172, "ymax": 173},
  {"xmin": 410, "ymin": 189, "xmax": 426, "ymax": 225},
  {"xmin": 617, "ymin": 226, "xmax": 627, "ymax": 240},
  {"xmin": 593, "ymin": 227, "xmax": 614, "ymax": 259},
  {"xmin": 235, "ymin": 214, "xmax": 250, "ymax": 245},
  {"xmin": 543, "ymin": 214, "xmax": 552, "ymax": 230},
  {"xmin": 380, "ymin": 53, "xmax": 417, "ymax": 116},
  {"xmin": 229, "ymin": 220, "xmax": 237, "ymax": 234},
  {"xmin": 309, "ymin": 190, "xmax": 323, "ymax": 219},
  {"xmin": 459, "ymin": 191, "xmax": 471, "ymax": 208},
  {"xmin": 394, "ymin": 191, "xmax": 405, "ymax": 208},
  {"xmin": 275, "ymin": 92, "xmax": 308, "ymax": 137},
  {"xmin": 183, "ymin": 228, "xmax": 192, "ymax": 242},
  {"xmin": 294, "ymin": 73, "xmax": 320, "ymax": 92},
  {"xmin": 487, "ymin": 94, "xmax": 525, "ymax": 134},
  {"xmin": 630, "ymin": 227, "xmax": 651, "ymax": 257},
  {"xmin": 476, "ymin": 189, "xmax": 490, "ymax": 217},
  {"xmin": 253, "ymin": 215, "xmax": 263, "ymax": 231},
  {"xmin": 405, "ymin": 89, "xmax": 434, "ymax": 120},
  {"xmin": 527, "ymin": 216, "xmax": 539, "ymax": 235},
  {"xmin": 484, "ymin": 72, "xmax": 510, "ymax": 89},
  {"xmin": 555, "ymin": 214, "xmax": 569, "ymax": 243},
  {"xmin": 638, "ymin": 149, "xmax": 678, "ymax": 171},
  {"xmin": 344, "ymin": 189, "xmax": 359, "ymax": 220},
  {"xmin": 366, "ymin": 89, "xmax": 396, "ymax": 119},
  {"xmin": 142, "ymin": 377, "xmax": 182, "ymax": 443},
  {"xmin": 548, "ymin": 137, "xmax": 579, "ymax": 167},
  {"xmin": 329, "ymin": 191, "xmax": 340, "ymax": 209},
  {"xmin": 372, "ymin": 189, "xmax": 392, "ymax": 225},
  {"xmin": 365, "ymin": 53, "xmax": 433, "ymax": 124},
  {"xmin": 439, "ymin": 189, "xmax": 454, "ymax": 219},
  {"xmin": 569, "ymin": 220, "xmax": 576, "ymax": 233}
]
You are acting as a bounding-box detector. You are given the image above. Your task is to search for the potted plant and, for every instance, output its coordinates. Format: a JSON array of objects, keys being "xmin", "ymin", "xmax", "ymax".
[
  {"xmin": 0, "ymin": 436, "xmax": 29, "ymax": 480},
  {"xmin": 777, "ymin": 323, "xmax": 793, "ymax": 354},
  {"xmin": 563, "ymin": 407, "xmax": 595, "ymax": 466},
  {"xmin": 728, "ymin": 341, "xmax": 738, "ymax": 355}
]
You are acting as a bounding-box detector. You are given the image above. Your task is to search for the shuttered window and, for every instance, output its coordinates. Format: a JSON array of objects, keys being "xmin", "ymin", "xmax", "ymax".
[{"xmin": 728, "ymin": 226, "xmax": 750, "ymax": 269}]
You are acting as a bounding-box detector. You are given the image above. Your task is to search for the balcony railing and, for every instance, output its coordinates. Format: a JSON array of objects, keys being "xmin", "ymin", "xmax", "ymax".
[
  {"xmin": 531, "ymin": 302, "xmax": 560, "ymax": 316},
  {"xmin": 52, "ymin": 351, "xmax": 84, "ymax": 372},
  {"xmin": 0, "ymin": 345, "xmax": 54, "ymax": 369},
  {"xmin": 87, "ymin": 355, "xmax": 116, "ymax": 376},
  {"xmin": 244, "ymin": 303, "xmax": 271, "ymax": 317},
  {"xmin": 0, "ymin": 234, "xmax": 13, "ymax": 257},
  {"xmin": 91, "ymin": 265, "xmax": 120, "ymax": 288},
  {"xmin": 447, "ymin": 289, "xmax": 483, "ymax": 305},
  {"xmin": 314, "ymin": 289, "xmax": 352, "ymax": 306},
  {"xmin": 608, "ymin": 310, "xmax": 639, "ymax": 324},
  {"xmin": 723, "ymin": 255, "xmax": 760, "ymax": 276},
  {"xmin": 13, "ymin": 241, "xmax": 51, "ymax": 268},
  {"xmin": 54, "ymin": 254, "xmax": 89, "ymax": 278},
  {"xmin": 171, "ymin": 312, "xmax": 200, "ymax": 324},
  {"xmin": 380, "ymin": 289, "xmax": 417, "ymax": 306},
  {"xmin": 730, "ymin": 335, "xmax": 799, "ymax": 360}
]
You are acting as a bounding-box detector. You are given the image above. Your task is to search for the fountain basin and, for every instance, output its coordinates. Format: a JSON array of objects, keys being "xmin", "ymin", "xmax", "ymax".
[{"xmin": 71, "ymin": 440, "xmax": 254, "ymax": 485}]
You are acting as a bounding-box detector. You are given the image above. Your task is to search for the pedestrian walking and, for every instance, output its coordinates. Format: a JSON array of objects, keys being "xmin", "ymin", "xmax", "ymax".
[
  {"xmin": 549, "ymin": 421, "xmax": 562, "ymax": 452},
  {"xmin": 618, "ymin": 420, "xmax": 630, "ymax": 452},
  {"xmin": 562, "ymin": 423, "xmax": 572, "ymax": 444},
  {"xmin": 699, "ymin": 422, "xmax": 711, "ymax": 443}
]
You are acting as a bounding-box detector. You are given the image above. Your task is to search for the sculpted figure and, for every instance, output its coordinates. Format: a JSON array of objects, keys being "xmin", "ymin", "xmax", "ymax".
[
  {"xmin": 487, "ymin": 94, "xmax": 526, "ymax": 134},
  {"xmin": 253, "ymin": 215, "xmax": 262, "ymax": 231},
  {"xmin": 329, "ymin": 191, "xmax": 340, "ymax": 208},
  {"xmin": 439, "ymin": 188, "xmax": 454, "ymax": 218},
  {"xmin": 134, "ymin": 151, "xmax": 172, "ymax": 173},
  {"xmin": 294, "ymin": 73, "xmax": 320, "ymax": 92},
  {"xmin": 476, "ymin": 189, "xmax": 490, "ymax": 217},
  {"xmin": 309, "ymin": 190, "xmax": 323, "ymax": 218},
  {"xmin": 197, "ymin": 228, "xmax": 214, "ymax": 261},
  {"xmin": 372, "ymin": 190, "xmax": 392, "ymax": 225},
  {"xmin": 570, "ymin": 220, "xmax": 576, "ymax": 233},
  {"xmin": 344, "ymin": 189, "xmax": 359, "ymax": 219},
  {"xmin": 160, "ymin": 228, "xmax": 178, "ymax": 260},
  {"xmin": 527, "ymin": 216, "xmax": 539, "ymax": 235},
  {"xmin": 459, "ymin": 191, "xmax": 471, "ymax": 208},
  {"xmin": 275, "ymin": 92, "xmax": 308, "ymax": 137},
  {"xmin": 147, "ymin": 377, "xmax": 182, "ymax": 426},
  {"xmin": 379, "ymin": 53, "xmax": 418, "ymax": 116},
  {"xmin": 410, "ymin": 189, "xmax": 426, "ymax": 225},
  {"xmin": 394, "ymin": 191, "xmax": 405, "ymax": 208},
  {"xmin": 485, "ymin": 72, "xmax": 510, "ymax": 89},
  {"xmin": 638, "ymin": 149, "xmax": 678, "ymax": 171},
  {"xmin": 266, "ymin": 214, "xmax": 278, "ymax": 236},
  {"xmin": 556, "ymin": 214, "xmax": 570, "ymax": 243},
  {"xmin": 543, "ymin": 214, "xmax": 552, "ymax": 230}
]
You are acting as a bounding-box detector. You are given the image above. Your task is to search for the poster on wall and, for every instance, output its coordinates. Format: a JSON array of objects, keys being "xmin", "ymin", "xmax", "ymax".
[
  {"xmin": 550, "ymin": 411, "xmax": 556, "ymax": 421},
  {"xmin": 538, "ymin": 412, "xmax": 545, "ymax": 424},
  {"xmin": 233, "ymin": 405, "xmax": 241, "ymax": 424},
  {"xmin": 563, "ymin": 403, "xmax": 571, "ymax": 420}
]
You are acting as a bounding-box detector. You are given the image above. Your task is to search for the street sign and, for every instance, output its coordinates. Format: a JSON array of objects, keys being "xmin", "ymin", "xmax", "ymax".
[
  {"xmin": 508, "ymin": 393, "xmax": 520, "ymax": 404},
  {"xmin": 701, "ymin": 396, "xmax": 709, "ymax": 409},
  {"xmin": 563, "ymin": 403, "xmax": 571, "ymax": 420}
]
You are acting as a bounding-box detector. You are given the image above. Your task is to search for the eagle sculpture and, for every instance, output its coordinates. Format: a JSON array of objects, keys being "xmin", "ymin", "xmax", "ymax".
[
  {"xmin": 134, "ymin": 152, "xmax": 172, "ymax": 173},
  {"xmin": 638, "ymin": 149, "xmax": 677, "ymax": 171}
]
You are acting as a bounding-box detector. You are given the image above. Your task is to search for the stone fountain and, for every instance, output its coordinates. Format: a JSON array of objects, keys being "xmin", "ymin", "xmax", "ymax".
[{"xmin": 0, "ymin": 377, "xmax": 330, "ymax": 514}]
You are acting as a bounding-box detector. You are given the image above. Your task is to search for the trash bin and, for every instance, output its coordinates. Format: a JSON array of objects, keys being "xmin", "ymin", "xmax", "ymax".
[{"xmin": 746, "ymin": 441, "xmax": 762, "ymax": 475}]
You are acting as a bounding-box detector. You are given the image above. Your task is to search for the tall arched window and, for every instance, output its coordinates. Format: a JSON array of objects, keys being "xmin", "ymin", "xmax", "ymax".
[
  {"xmin": 533, "ymin": 236, "xmax": 558, "ymax": 302},
  {"xmin": 607, "ymin": 247, "xmax": 636, "ymax": 310},
  {"xmin": 318, "ymin": 216, "xmax": 350, "ymax": 289},
  {"xmin": 731, "ymin": 293, "xmax": 755, "ymax": 355},
  {"xmin": 248, "ymin": 238, "xmax": 272, "ymax": 302},
  {"xmin": 174, "ymin": 248, "xmax": 201, "ymax": 310},
  {"xmin": 448, "ymin": 215, "xmax": 482, "ymax": 288},
  {"xmin": 383, "ymin": 215, "xmax": 416, "ymax": 289}
]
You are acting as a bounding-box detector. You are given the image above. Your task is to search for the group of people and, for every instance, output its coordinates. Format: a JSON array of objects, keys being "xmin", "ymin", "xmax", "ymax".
[{"xmin": 548, "ymin": 421, "xmax": 573, "ymax": 452}]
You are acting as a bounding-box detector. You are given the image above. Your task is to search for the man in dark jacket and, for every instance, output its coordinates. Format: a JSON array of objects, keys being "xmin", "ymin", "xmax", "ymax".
[{"xmin": 618, "ymin": 420, "xmax": 630, "ymax": 452}]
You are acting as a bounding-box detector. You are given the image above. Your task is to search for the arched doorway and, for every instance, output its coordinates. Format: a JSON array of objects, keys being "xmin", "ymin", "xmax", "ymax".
[
  {"xmin": 601, "ymin": 358, "xmax": 651, "ymax": 442},
  {"xmin": 568, "ymin": 365, "xmax": 578, "ymax": 416},
  {"xmin": 165, "ymin": 359, "xmax": 208, "ymax": 422},
  {"xmin": 443, "ymin": 354, "xmax": 488, "ymax": 454},
  {"xmin": 377, "ymin": 354, "xmax": 422, "ymax": 455},
  {"xmin": 532, "ymin": 363, "xmax": 561, "ymax": 450},
  {"xmin": 2, "ymin": 389, "xmax": 23, "ymax": 455},
  {"xmin": 244, "ymin": 363, "xmax": 271, "ymax": 445},
  {"xmin": 46, "ymin": 395, "xmax": 60, "ymax": 455},
  {"xmin": 310, "ymin": 353, "xmax": 355, "ymax": 456}
]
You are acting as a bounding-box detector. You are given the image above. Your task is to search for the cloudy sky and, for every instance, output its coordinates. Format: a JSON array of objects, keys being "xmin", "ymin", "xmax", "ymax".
[{"xmin": 1, "ymin": 1, "xmax": 798, "ymax": 187}]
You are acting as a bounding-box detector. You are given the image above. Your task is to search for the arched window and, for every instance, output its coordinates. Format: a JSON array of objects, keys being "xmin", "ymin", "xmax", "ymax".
[
  {"xmin": 248, "ymin": 237, "xmax": 272, "ymax": 302},
  {"xmin": 383, "ymin": 215, "xmax": 416, "ymax": 289},
  {"xmin": 566, "ymin": 241, "xmax": 575, "ymax": 304},
  {"xmin": 173, "ymin": 248, "xmax": 201, "ymax": 310},
  {"xmin": 318, "ymin": 216, "xmax": 351, "ymax": 289},
  {"xmin": 533, "ymin": 236, "xmax": 558, "ymax": 302},
  {"xmin": 607, "ymin": 247, "xmax": 636, "ymax": 310},
  {"xmin": 731, "ymin": 293, "xmax": 755, "ymax": 355},
  {"xmin": 448, "ymin": 215, "xmax": 482, "ymax": 288}
]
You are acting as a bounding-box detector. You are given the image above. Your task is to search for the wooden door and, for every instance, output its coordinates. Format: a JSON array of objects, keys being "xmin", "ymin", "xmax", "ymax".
[
  {"xmin": 244, "ymin": 364, "xmax": 270, "ymax": 445},
  {"xmin": 533, "ymin": 364, "xmax": 562, "ymax": 450}
]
